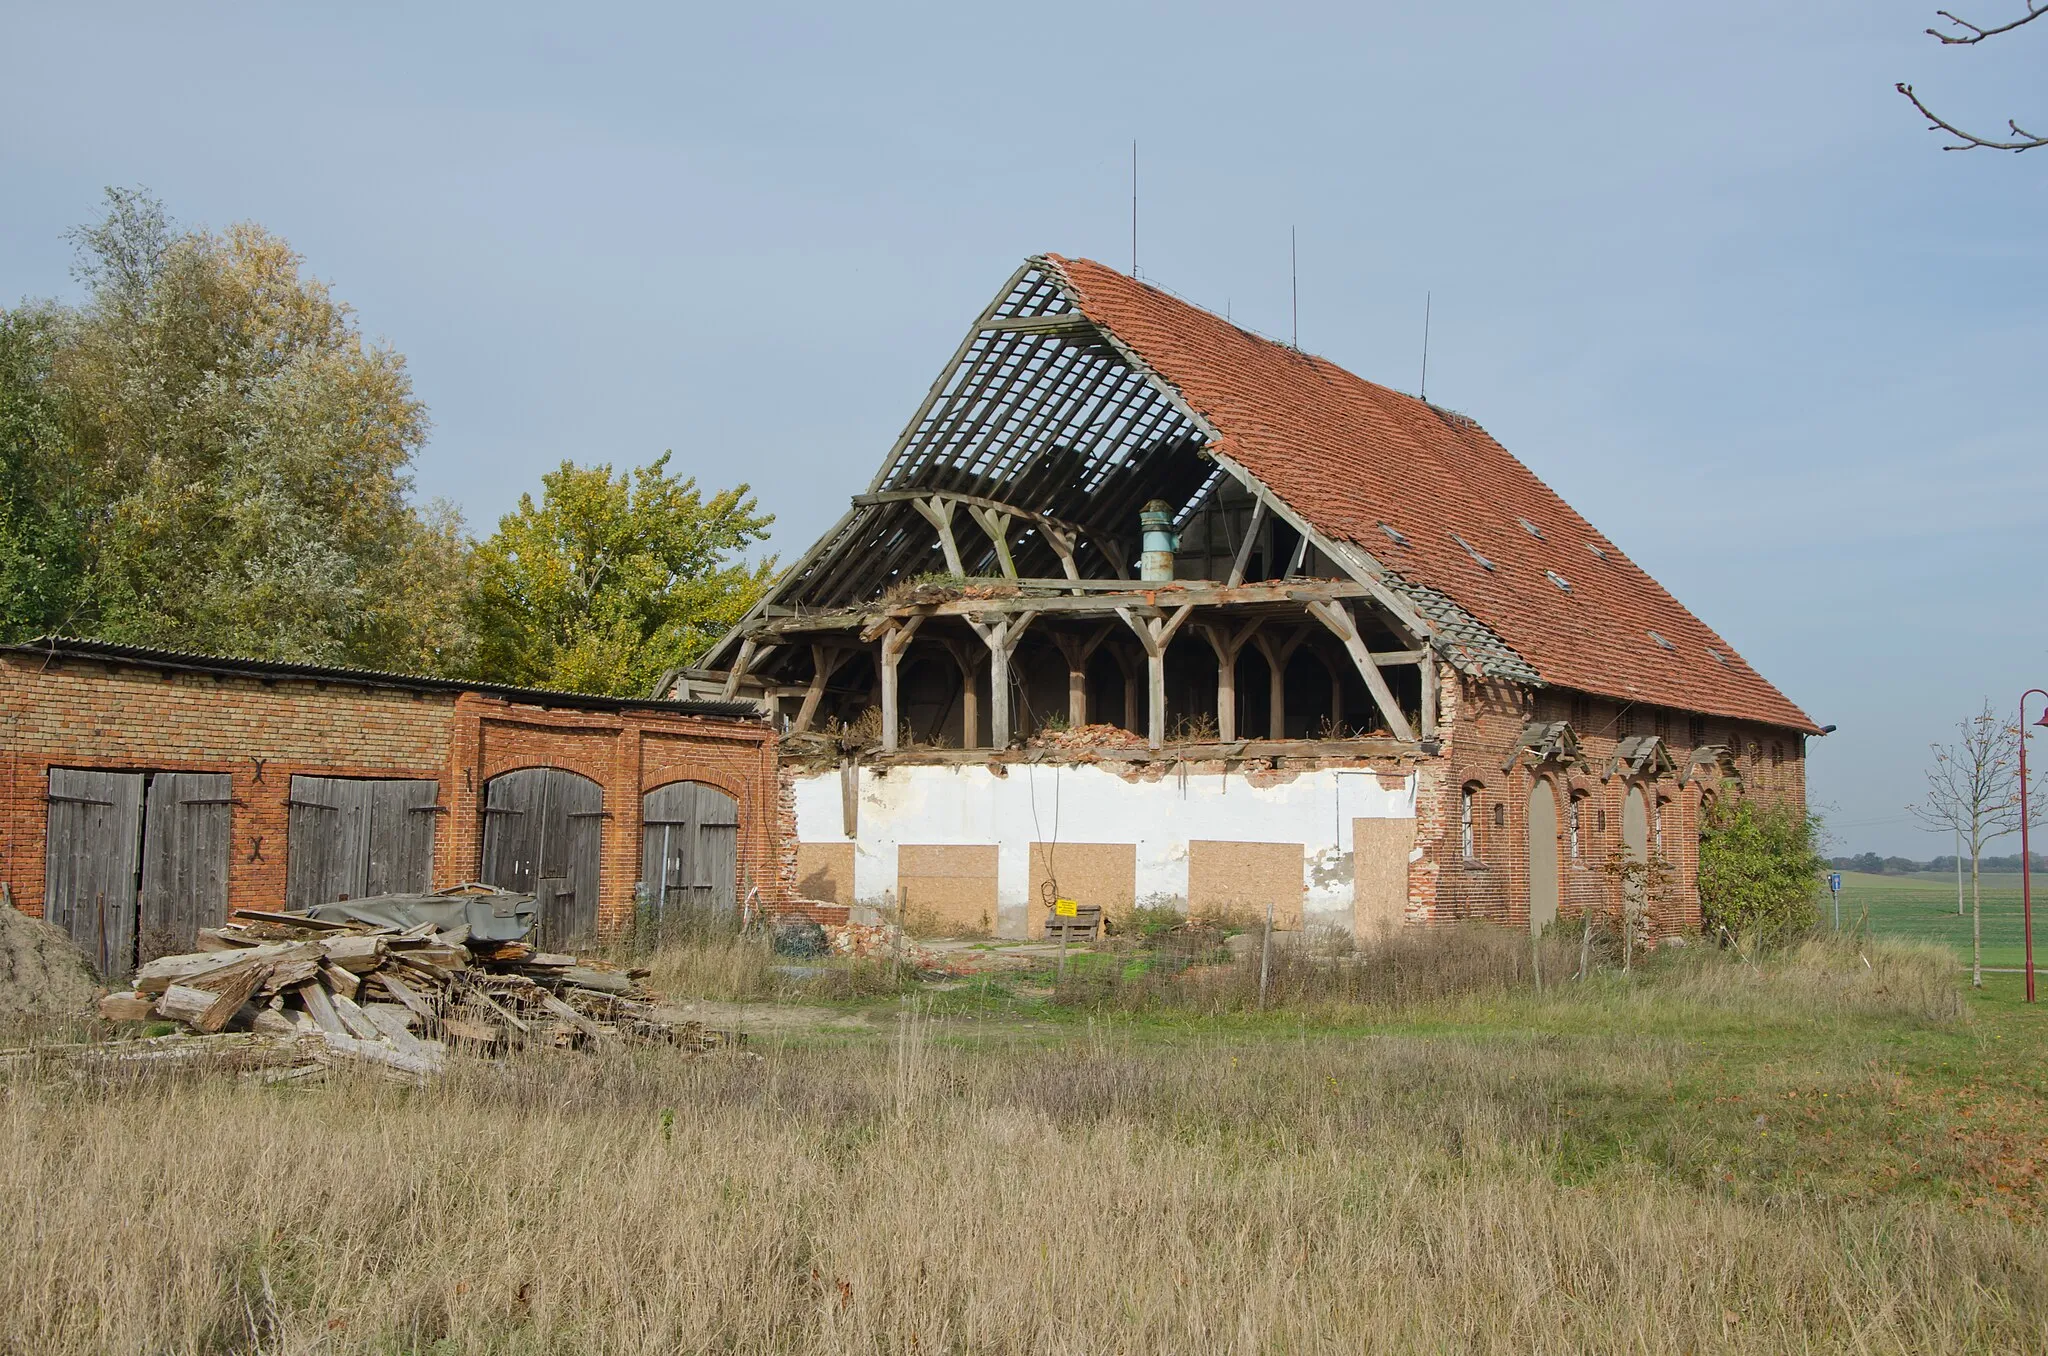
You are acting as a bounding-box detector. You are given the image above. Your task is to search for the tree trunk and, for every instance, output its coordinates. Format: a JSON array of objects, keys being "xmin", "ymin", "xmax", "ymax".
[{"xmin": 1971, "ymin": 847, "xmax": 1983, "ymax": 989}]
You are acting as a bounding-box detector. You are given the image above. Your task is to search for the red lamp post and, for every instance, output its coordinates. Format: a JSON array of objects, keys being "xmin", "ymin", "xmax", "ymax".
[{"xmin": 2022, "ymin": 689, "xmax": 2048, "ymax": 1005}]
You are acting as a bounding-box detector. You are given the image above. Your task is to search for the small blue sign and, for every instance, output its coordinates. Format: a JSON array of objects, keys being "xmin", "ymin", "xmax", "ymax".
[{"xmin": 1828, "ymin": 872, "xmax": 1842, "ymax": 894}]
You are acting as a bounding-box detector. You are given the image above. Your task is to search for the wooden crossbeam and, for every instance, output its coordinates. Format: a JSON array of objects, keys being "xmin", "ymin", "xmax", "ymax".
[{"xmin": 909, "ymin": 496, "xmax": 966, "ymax": 577}]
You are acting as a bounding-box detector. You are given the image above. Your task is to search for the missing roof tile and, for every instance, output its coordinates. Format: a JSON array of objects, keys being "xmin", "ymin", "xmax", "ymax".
[
  {"xmin": 1450, "ymin": 532, "xmax": 1495, "ymax": 571},
  {"xmin": 1648, "ymin": 630, "xmax": 1675, "ymax": 651},
  {"xmin": 1518, "ymin": 517, "xmax": 1544, "ymax": 539},
  {"xmin": 1546, "ymin": 571, "xmax": 1571, "ymax": 593},
  {"xmin": 1378, "ymin": 521, "xmax": 1410, "ymax": 547}
]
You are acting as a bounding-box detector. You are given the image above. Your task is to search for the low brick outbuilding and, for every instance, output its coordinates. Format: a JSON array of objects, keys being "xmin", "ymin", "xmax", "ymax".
[{"xmin": 0, "ymin": 638, "xmax": 783, "ymax": 975}]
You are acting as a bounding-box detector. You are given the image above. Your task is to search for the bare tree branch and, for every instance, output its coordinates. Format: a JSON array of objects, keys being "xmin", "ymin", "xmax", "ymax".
[
  {"xmin": 1928, "ymin": 1, "xmax": 2048, "ymax": 44},
  {"xmin": 1900, "ymin": 3, "xmax": 2048, "ymax": 151},
  {"xmin": 1898, "ymin": 83, "xmax": 2048, "ymax": 151}
]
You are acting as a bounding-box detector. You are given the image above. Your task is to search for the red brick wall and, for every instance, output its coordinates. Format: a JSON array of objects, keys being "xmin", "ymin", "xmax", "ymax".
[
  {"xmin": 1420, "ymin": 666, "xmax": 1809, "ymax": 941},
  {"xmin": 0, "ymin": 654, "xmax": 784, "ymax": 939}
]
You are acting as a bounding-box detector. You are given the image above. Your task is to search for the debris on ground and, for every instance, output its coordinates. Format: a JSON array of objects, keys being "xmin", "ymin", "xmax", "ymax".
[
  {"xmin": 91, "ymin": 900, "xmax": 740, "ymax": 1078},
  {"xmin": 822, "ymin": 922, "xmax": 961, "ymax": 974},
  {"xmin": 0, "ymin": 893, "xmax": 102, "ymax": 1023},
  {"xmin": 771, "ymin": 918, "xmax": 831, "ymax": 958}
]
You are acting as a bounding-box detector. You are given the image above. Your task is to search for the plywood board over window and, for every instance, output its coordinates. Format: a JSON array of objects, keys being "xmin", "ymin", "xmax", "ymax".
[
  {"xmin": 1028, "ymin": 842, "xmax": 1136, "ymax": 938},
  {"xmin": 1351, "ymin": 818, "xmax": 1413, "ymax": 940},
  {"xmin": 795, "ymin": 842, "xmax": 855, "ymax": 905},
  {"xmin": 898, "ymin": 844, "xmax": 998, "ymax": 936},
  {"xmin": 1189, "ymin": 840, "xmax": 1304, "ymax": 930}
]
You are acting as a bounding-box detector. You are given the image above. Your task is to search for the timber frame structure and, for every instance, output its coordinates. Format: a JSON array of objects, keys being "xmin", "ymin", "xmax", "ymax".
[
  {"xmin": 678, "ymin": 255, "xmax": 1819, "ymax": 942},
  {"xmin": 686, "ymin": 259, "xmax": 1468, "ymax": 756}
]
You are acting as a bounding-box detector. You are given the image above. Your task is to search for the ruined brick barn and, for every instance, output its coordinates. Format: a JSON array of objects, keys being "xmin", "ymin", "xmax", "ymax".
[
  {"xmin": 0, "ymin": 639, "xmax": 777, "ymax": 975},
  {"xmin": 677, "ymin": 255, "xmax": 1819, "ymax": 940}
]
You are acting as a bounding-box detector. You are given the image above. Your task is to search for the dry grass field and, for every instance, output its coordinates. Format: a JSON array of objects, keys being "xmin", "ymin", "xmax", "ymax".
[{"xmin": 4, "ymin": 932, "xmax": 2046, "ymax": 1354}]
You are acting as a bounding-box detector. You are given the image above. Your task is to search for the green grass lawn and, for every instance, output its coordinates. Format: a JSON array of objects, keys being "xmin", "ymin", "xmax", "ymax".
[{"xmin": 1835, "ymin": 870, "xmax": 2045, "ymax": 970}]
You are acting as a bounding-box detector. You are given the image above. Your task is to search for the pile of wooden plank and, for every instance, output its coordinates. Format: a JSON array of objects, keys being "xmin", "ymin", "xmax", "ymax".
[{"xmin": 96, "ymin": 908, "xmax": 736, "ymax": 1075}]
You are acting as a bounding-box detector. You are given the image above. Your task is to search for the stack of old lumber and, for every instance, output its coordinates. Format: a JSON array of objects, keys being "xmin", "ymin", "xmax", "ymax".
[{"xmin": 96, "ymin": 907, "xmax": 736, "ymax": 1075}]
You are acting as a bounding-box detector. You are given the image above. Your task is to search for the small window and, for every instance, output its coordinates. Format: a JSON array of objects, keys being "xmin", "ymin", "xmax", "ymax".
[
  {"xmin": 1687, "ymin": 715, "xmax": 1706, "ymax": 746},
  {"xmin": 1492, "ymin": 802, "xmax": 1506, "ymax": 830},
  {"xmin": 1655, "ymin": 710, "xmax": 1671, "ymax": 743},
  {"xmin": 1771, "ymin": 741, "xmax": 1784, "ymax": 767},
  {"xmin": 1587, "ymin": 543, "xmax": 1608, "ymax": 560},
  {"xmin": 1707, "ymin": 648, "xmax": 1729, "ymax": 667},
  {"xmin": 1546, "ymin": 570, "xmax": 1572, "ymax": 593},
  {"xmin": 1648, "ymin": 630, "xmax": 1675, "ymax": 651},
  {"xmin": 1571, "ymin": 693, "xmax": 1590, "ymax": 728},
  {"xmin": 1654, "ymin": 798, "xmax": 1666, "ymax": 853},
  {"xmin": 1451, "ymin": 533, "xmax": 1495, "ymax": 571},
  {"xmin": 1378, "ymin": 522, "xmax": 1410, "ymax": 547},
  {"xmin": 1518, "ymin": 517, "xmax": 1544, "ymax": 539},
  {"xmin": 1461, "ymin": 783, "xmax": 1479, "ymax": 859},
  {"xmin": 1596, "ymin": 807, "xmax": 1607, "ymax": 834},
  {"xmin": 1567, "ymin": 794, "xmax": 1584, "ymax": 860}
]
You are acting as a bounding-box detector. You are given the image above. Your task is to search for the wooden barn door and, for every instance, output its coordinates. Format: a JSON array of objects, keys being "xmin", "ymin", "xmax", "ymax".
[
  {"xmin": 640, "ymin": 782, "xmax": 740, "ymax": 926},
  {"xmin": 43, "ymin": 768, "xmax": 146, "ymax": 978},
  {"xmin": 287, "ymin": 776, "xmax": 439, "ymax": 909},
  {"xmin": 137, "ymin": 772, "xmax": 233, "ymax": 964},
  {"xmin": 1527, "ymin": 779, "xmax": 1560, "ymax": 937},
  {"xmin": 480, "ymin": 768, "xmax": 602, "ymax": 949}
]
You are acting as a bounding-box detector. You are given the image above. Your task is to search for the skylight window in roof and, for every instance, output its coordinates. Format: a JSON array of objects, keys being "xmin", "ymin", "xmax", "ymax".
[
  {"xmin": 1518, "ymin": 517, "xmax": 1544, "ymax": 539},
  {"xmin": 1378, "ymin": 521, "xmax": 1410, "ymax": 547},
  {"xmin": 1451, "ymin": 533, "xmax": 1495, "ymax": 571},
  {"xmin": 1546, "ymin": 571, "xmax": 1571, "ymax": 593},
  {"xmin": 1587, "ymin": 543, "xmax": 1607, "ymax": 559},
  {"xmin": 1648, "ymin": 630, "xmax": 1675, "ymax": 651},
  {"xmin": 1707, "ymin": 648, "xmax": 1729, "ymax": 667}
]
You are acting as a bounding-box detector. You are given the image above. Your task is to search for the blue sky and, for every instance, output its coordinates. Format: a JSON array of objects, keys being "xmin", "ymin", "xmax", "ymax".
[{"xmin": 4, "ymin": 1, "xmax": 2043, "ymax": 856}]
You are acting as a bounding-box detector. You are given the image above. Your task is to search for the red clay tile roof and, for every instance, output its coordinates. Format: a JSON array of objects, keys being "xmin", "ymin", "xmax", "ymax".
[{"xmin": 1046, "ymin": 255, "xmax": 1817, "ymax": 735}]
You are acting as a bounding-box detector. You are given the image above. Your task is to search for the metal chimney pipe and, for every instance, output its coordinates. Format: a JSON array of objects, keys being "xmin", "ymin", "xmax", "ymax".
[{"xmin": 1139, "ymin": 500, "xmax": 1178, "ymax": 582}]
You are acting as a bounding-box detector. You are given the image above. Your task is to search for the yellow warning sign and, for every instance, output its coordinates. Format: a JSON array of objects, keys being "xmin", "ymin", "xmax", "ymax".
[{"xmin": 1054, "ymin": 898, "xmax": 1078, "ymax": 918}]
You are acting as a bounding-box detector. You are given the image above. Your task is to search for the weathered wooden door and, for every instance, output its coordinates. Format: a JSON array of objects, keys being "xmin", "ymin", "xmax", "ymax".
[
  {"xmin": 480, "ymin": 768, "xmax": 602, "ymax": 948},
  {"xmin": 43, "ymin": 768, "xmax": 146, "ymax": 977},
  {"xmin": 640, "ymin": 781, "xmax": 740, "ymax": 925},
  {"xmin": 137, "ymin": 772, "xmax": 233, "ymax": 963},
  {"xmin": 1527, "ymin": 779, "xmax": 1560, "ymax": 937},
  {"xmin": 286, "ymin": 776, "xmax": 439, "ymax": 909}
]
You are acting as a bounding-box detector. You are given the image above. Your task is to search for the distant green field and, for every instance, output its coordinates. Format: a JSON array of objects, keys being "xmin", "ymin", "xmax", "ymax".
[{"xmin": 1831, "ymin": 870, "xmax": 2045, "ymax": 970}]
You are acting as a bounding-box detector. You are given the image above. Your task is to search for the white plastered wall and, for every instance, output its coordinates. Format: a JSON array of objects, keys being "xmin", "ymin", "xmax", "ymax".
[{"xmin": 792, "ymin": 762, "xmax": 1416, "ymax": 938}]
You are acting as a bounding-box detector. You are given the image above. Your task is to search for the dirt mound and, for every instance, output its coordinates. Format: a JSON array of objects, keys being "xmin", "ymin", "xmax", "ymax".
[{"xmin": 0, "ymin": 903, "xmax": 103, "ymax": 1022}]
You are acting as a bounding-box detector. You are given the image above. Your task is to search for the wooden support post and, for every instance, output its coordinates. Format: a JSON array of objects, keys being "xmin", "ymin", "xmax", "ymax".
[
  {"xmin": 966, "ymin": 505, "xmax": 1018, "ymax": 579},
  {"xmin": 1252, "ymin": 626, "xmax": 1308, "ymax": 740},
  {"xmin": 793, "ymin": 645, "xmax": 851, "ymax": 733},
  {"xmin": 1420, "ymin": 650, "xmax": 1439, "ymax": 741},
  {"xmin": 1045, "ymin": 526, "xmax": 1082, "ymax": 587},
  {"xmin": 1226, "ymin": 499, "xmax": 1267, "ymax": 587},
  {"xmin": 719, "ymin": 638, "xmax": 778, "ymax": 701},
  {"xmin": 1327, "ymin": 651, "xmax": 1346, "ymax": 738},
  {"xmin": 1304, "ymin": 601, "xmax": 1417, "ymax": 743},
  {"xmin": 877, "ymin": 617, "xmax": 924, "ymax": 753},
  {"xmin": 1117, "ymin": 605, "xmax": 1194, "ymax": 749},
  {"xmin": 941, "ymin": 637, "xmax": 985, "ymax": 748},
  {"xmin": 911, "ymin": 496, "xmax": 966, "ymax": 577},
  {"xmin": 1051, "ymin": 626, "xmax": 1111, "ymax": 728},
  {"xmin": 969, "ymin": 610, "xmax": 1038, "ymax": 748},
  {"xmin": 1199, "ymin": 620, "xmax": 1262, "ymax": 743}
]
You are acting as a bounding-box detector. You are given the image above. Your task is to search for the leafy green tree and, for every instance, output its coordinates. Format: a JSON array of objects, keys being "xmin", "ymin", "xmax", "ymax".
[
  {"xmin": 0, "ymin": 304, "xmax": 89, "ymax": 637},
  {"xmin": 468, "ymin": 453, "xmax": 773, "ymax": 696},
  {"xmin": 0, "ymin": 188, "xmax": 471, "ymax": 673},
  {"xmin": 1698, "ymin": 793, "xmax": 1826, "ymax": 951}
]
